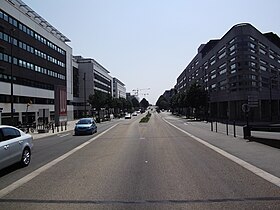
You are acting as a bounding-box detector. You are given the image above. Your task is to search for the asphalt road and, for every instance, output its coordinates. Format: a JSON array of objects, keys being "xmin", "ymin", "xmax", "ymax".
[{"xmin": 0, "ymin": 112, "xmax": 279, "ymax": 209}]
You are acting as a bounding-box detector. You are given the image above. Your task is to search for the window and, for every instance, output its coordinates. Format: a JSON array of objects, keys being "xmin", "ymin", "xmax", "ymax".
[
  {"xmin": 250, "ymin": 55, "xmax": 256, "ymax": 60},
  {"xmin": 219, "ymin": 63, "xmax": 226, "ymax": 69},
  {"xmin": 219, "ymin": 68, "xmax": 227, "ymax": 75},
  {"xmin": 211, "ymin": 84, "xmax": 216, "ymax": 89},
  {"xmin": 211, "ymin": 74, "xmax": 216, "ymax": 79},
  {"xmin": 260, "ymin": 60, "xmax": 267, "ymax": 65},
  {"xmin": 218, "ymin": 46, "xmax": 226, "ymax": 54},
  {"xmin": 229, "ymin": 45, "xmax": 236, "ymax": 51},
  {"xmin": 259, "ymin": 42, "xmax": 266, "ymax": 49},
  {"xmin": 259, "ymin": 48, "xmax": 266, "ymax": 55},
  {"xmin": 249, "ymin": 36, "xmax": 255, "ymax": 41},
  {"xmin": 260, "ymin": 65, "xmax": 267, "ymax": 71},
  {"xmin": 1, "ymin": 127, "xmax": 21, "ymax": 141},
  {"xmin": 250, "ymin": 62, "xmax": 256, "ymax": 67},
  {"xmin": 219, "ymin": 51, "xmax": 226, "ymax": 59},
  {"xmin": 269, "ymin": 54, "xmax": 275, "ymax": 59},
  {"xmin": 210, "ymin": 60, "xmax": 216, "ymax": 65},
  {"xmin": 230, "ymin": 64, "xmax": 236, "ymax": 69},
  {"xmin": 229, "ymin": 38, "xmax": 235, "ymax": 44},
  {"xmin": 249, "ymin": 43, "xmax": 256, "ymax": 49}
]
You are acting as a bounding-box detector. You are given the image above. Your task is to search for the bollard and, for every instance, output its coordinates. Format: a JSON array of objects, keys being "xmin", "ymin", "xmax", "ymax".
[
  {"xmin": 226, "ymin": 122, "xmax": 229, "ymax": 135},
  {"xmin": 215, "ymin": 121, "xmax": 218, "ymax": 132},
  {"xmin": 57, "ymin": 125, "xmax": 59, "ymax": 132},
  {"xmin": 52, "ymin": 123, "xmax": 54, "ymax": 133},
  {"xmin": 61, "ymin": 122, "xmax": 63, "ymax": 131},
  {"xmin": 211, "ymin": 120, "xmax": 213, "ymax": 131},
  {"xmin": 65, "ymin": 122, "xmax": 67, "ymax": 130},
  {"xmin": 233, "ymin": 121, "xmax": 236, "ymax": 137}
]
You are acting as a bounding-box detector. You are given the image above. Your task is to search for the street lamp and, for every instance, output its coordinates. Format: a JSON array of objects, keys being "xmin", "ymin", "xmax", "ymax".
[
  {"xmin": 10, "ymin": 28, "xmax": 16, "ymax": 126},
  {"xmin": 269, "ymin": 75, "xmax": 278, "ymax": 122}
]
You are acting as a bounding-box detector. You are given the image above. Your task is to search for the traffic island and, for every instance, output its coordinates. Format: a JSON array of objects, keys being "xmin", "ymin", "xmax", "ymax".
[{"xmin": 140, "ymin": 112, "xmax": 151, "ymax": 123}]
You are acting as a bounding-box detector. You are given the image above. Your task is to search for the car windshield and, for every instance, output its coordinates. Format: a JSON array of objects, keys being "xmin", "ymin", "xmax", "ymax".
[{"xmin": 77, "ymin": 119, "xmax": 91, "ymax": 124}]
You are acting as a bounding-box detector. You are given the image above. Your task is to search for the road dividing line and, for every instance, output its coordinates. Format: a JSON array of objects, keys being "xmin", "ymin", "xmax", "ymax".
[
  {"xmin": 58, "ymin": 133, "xmax": 70, "ymax": 138},
  {"xmin": 0, "ymin": 123, "xmax": 119, "ymax": 198},
  {"xmin": 163, "ymin": 118, "xmax": 280, "ymax": 188}
]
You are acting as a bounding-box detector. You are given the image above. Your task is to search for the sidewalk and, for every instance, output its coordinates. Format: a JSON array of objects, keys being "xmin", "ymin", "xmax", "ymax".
[
  {"xmin": 29, "ymin": 120, "xmax": 78, "ymax": 140},
  {"xmin": 161, "ymin": 112, "xmax": 280, "ymax": 178}
]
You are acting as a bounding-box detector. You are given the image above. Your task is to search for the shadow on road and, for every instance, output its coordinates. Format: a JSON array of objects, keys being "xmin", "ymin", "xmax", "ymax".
[
  {"xmin": 248, "ymin": 137, "xmax": 280, "ymax": 149},
  {"xmin": 0, "ymin": 163, "xmax": 22, "ymax": 178}
]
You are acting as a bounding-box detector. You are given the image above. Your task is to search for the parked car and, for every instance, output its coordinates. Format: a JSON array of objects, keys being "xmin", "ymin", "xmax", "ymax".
[
  {"xmin": 0, "ymin": 125, "xmax": 33, "ymax": 170},
  {"xmin": 132, "ymin": 112, "xmax": 137, "ymax": 116},
  {"xmin": 74, "ymin": 118, "xmax": 97, "ymax": 135},
  {"xmin": 125, "ymin": 113, "xmax": 131, "ymax": 119}
]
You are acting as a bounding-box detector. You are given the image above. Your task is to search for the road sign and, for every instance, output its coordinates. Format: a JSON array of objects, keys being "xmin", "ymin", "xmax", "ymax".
[{"xmin": 242, "ymin": 104, "xmax": 250, "ymax": 113}]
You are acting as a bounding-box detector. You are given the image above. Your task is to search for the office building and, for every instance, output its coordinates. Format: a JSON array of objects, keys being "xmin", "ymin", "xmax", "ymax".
[
  {"xmin": 176, "ymin": 23, "xmax": 280, "ymax": 121},
  {"xmin": 72, "ymin": 56, "xmax": 113, "ymax": 118},
  {"xmin": 0, "ymin": 0, "xmax": 73, "ymax": 125},
  {"xmin": 113, "ymin": 77, "xmax": 126, "ymax": 99}
]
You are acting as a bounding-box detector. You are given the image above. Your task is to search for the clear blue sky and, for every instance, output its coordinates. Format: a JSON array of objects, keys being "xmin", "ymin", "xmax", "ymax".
[{"xmin": 23, "ymin": 0, "xmax": 280, "ymax": 104}]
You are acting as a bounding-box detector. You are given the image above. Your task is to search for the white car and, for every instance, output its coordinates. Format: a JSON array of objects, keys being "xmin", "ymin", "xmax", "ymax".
[
  {"xmin": 0, "ymin": 125, "xmax": 33, "ymax": 170},
  {"xmin": 125, "ymin": 113, "xmax": 131, "ymax": 119}
]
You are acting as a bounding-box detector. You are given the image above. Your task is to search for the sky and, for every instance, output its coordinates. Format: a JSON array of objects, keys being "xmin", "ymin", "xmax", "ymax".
[{"xmin": 23, "ymin": 0, "xmax": 280, "ymax": 104}]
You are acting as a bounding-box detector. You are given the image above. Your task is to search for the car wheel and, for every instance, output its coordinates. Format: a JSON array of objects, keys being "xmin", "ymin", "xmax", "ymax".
[{"xmin": 21, "ymin": 148, "xmax": 31, "ymax": 167}]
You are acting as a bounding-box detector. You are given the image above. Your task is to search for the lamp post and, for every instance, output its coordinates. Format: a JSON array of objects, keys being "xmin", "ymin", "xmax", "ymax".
[{"xmin": 10, "ymin": 28, "xmax": 16, "ymax": 126}]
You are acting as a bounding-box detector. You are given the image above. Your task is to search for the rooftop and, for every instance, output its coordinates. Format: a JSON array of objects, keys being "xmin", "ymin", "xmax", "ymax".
[{"xmin": 6, "ymin": 0, "xmax": 70, "ymax": 42}]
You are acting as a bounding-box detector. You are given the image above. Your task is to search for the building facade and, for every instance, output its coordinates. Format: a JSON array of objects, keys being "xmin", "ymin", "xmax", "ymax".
[
  {"xmin": 176, "ymin": 23, "xmax": 280, "ymax": 122},
  {"xmin": 72, "ymin": 56, "xmax": 113, "ymax": 118},
  {"xmin": 113, "ymin": 77, "xmax": 126, "ymax": 99},
  {"xmin": 0, "ymin": 0, "xmax": 73, "ymax": 125}
]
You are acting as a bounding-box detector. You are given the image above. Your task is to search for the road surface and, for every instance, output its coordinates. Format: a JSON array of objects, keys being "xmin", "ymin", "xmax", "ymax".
[{"xmin": 0, "ymin": 112, "xmax": 279, "ymax": 209}]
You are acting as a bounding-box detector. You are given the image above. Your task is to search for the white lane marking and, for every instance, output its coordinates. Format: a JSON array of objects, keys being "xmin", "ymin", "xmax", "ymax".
[
  {"xmin": 140, "ymin": 137, "xmax": 145, "ymax": 140},
  {"xmin": 0, "ymin": 123, "xmax": 119, "ymax": 198},
  {"xmin": 184, "ymin": 123, "xmax": 188, "ymax": 125},
  {"xmin": 58, "ymin": 133, "xmax": 70, "ymax": 138},
  {"xmin": 163, "ymin": 118, "xmax": 280, "ymax": 188}
]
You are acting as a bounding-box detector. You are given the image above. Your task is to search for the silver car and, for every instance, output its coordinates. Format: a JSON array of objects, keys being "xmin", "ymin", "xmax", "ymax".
[
  {"xmin": 74, "ymin": 118, "xmax": 97, "ymax": 135},
  {"xmin": 0, "ymin": 125, "xmax": 33, "ymax": 170}
]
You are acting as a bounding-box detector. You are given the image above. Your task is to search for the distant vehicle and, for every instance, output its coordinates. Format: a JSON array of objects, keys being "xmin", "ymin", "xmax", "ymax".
[
  {"xmin": 132, "ymin": 112, "xmax": 137, "ymax": 116},
  {"xmin": 125, "ymin": 113, "xmax": 131, "ymax": 119},
  {"xmin": 74, "ymin": 118, "xmax": 97, "ymax": 135},
  {"xmin": 0, "ymin": 125, "xmax": 33, "ymax": 170}
]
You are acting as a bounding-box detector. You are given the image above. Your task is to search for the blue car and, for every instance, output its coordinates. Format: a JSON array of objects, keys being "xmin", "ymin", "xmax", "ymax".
[{"xmin": 74, "ymin": 118, "xmax": 97, "ymax": 135}]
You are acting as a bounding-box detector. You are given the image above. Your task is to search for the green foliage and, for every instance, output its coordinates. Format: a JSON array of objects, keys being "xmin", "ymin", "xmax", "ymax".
[
  {"xmin": 140, "ymin": 112, "xmax": 151, "ymax": 123},
  {"xmin": 156, "ymin": 95, "xmax": 170, "ymax": 110},
  {"xmin": 131, "ymin": 97, "xmax": 140, "ymax": 108},
  {"xmin": 140, "ymin": 98, "xmax": 149, "ymax": 109},
  {"xmin": 170, "ymin": 83, "xmax": 207, "ymax": 116},
  {"xmin": 186, "ymin": 83, "xmax": 207, "ymax": 109},
  {"xmin": 88, "ymin": 90, "xmax": 132, "ymax": 112}
]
